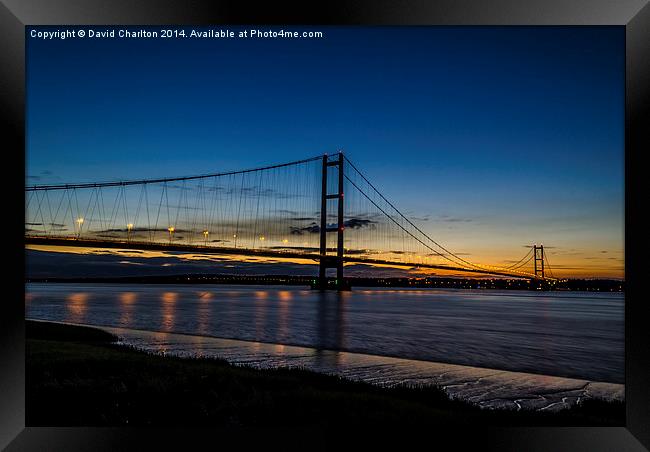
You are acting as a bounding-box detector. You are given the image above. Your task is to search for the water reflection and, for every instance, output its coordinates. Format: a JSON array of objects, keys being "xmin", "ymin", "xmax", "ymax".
[
  {"xmin": 254, "ymin": 290, "xmax": 268, "ymax": 338},
  {"xmin": 252, "ymin": 341, "xmax": 262, "ymax": 353},
  {"xmin": 25, "ymin": 283, "xmax": 625, "ymax": 383},
  {"xmin": 276, "ymin": 290, "xmax": 292, "ymax": 342},
  {"xmin": 119, "ymin": 292, "xmax": 137, "ymax": 326},
  {"xmin": 197, "ymin": 291, "xmax": 213, "ymax": 300},
  {"xmin": 196, "ymin": 291, "xmax": 212, "ymax": 336},
  {"xmin": 160, "ymin": 291, "xmax": 178, "ymax": 332},
  {"xmin": 540, "ymin": 298, "xmax": 552, "ymax": 361},
  {"xmin": 194, "ymin": 333, "xmax": 206, "ymax": 358},
  {"xmin": 315, "ymin": 291, "xmax": 347, "ymax": 367},
  {"xmin": 278, "ymin": 291, "xmax": 292, "ymax": 301},
  {"xmin": 65, "ymin": 292, "xmax": 89, "ymax": 323},
  {"xmin": 98, "ymin": 325, "xmax": 625, "ymax": 410}
]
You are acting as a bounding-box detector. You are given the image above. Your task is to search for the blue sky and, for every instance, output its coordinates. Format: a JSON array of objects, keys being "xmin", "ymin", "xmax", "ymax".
[{"xmin": 26, "ymin": 26, "xmax": 625, "ymax": 277}]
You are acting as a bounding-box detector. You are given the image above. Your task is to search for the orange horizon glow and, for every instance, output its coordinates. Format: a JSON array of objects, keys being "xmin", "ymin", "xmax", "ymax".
[{"xmin": 25, "ymin": 244, "xmax": 624, "ymax": 280}]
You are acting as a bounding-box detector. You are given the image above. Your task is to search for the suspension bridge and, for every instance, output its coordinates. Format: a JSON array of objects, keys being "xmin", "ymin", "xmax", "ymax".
[{"xmin": 25, "ymin": 152, "xmax": 557, "ymax": 289}]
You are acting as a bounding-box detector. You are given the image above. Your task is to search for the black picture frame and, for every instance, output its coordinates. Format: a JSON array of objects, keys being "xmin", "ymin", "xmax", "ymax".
[{"xmin": 2, "ymin": 1, "xmax": 648, "ymax": 449}]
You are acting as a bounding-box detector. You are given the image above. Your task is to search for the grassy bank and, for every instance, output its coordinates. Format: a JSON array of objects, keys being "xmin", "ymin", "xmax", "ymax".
[{"xmin": 26, "ymin": 320, "xmax": 624, "ymax": 429}]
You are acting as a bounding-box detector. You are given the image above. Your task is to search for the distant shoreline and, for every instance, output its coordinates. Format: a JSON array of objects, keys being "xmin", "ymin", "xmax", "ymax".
[{"xmin": 25, "ymin": 274, "xmax": 625, "ymax": 292}]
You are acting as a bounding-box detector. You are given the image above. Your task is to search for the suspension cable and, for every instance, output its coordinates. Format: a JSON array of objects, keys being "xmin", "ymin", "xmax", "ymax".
[
  {"xmin": 26, "ymin": 155, "xmax": 323, "ymax": 191},
  {"xmin": 504, "ymin": 247, "xmax": 533, "ymax": 269},
  {"xmin": 543, "ymin": 248, "xmax": 556, "ymax": 278},
  {"xmin": 344, "ymin": 155, "xmax": 533, "ymax": 274}
]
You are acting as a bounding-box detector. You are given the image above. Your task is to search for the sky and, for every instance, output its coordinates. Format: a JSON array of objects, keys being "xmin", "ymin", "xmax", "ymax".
[{"xmin": 26, "ymin": 26, "xmax": 625, "ymax": 278}]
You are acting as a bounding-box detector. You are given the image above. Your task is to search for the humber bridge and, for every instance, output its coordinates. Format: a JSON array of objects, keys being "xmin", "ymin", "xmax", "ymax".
[{"xmin": 25, "ymin": 152, "xmax": 557, "ymax": 290}]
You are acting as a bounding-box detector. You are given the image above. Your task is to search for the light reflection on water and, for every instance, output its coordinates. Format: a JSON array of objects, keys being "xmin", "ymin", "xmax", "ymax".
[
  {"xmin": 278, "ymin": 291, "xmax": 293, "ymax": 341},
  {"xmin": 196, "ymin": 291, "xmax": 212, "ymax": 336},
  {"xmin": 160, "ymin": 292, "xmax": 178, "ymax": 332},
  {"xmin": 65, "ymin": 292, "xmax": 89, "ymax": 324},
  {"xmin": 119, "ymin": 292, "xmax": 137, "ymax": 325},
  {"xmin": 100, "ymin": 326, "xmax": 624, "ymax": 410},
  {"xmin": 25, "ymin": 283, "xmax": 624, "ymax": 383}
]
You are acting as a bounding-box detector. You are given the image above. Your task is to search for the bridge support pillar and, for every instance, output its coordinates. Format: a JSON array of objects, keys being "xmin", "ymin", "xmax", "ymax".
[
  {"xmin": 533, "ymin": 244, "xmax": 545, "ymax": 279},
  {"xmin": 315, "ymin": 151, "xmax": 348, "ymax": 290}
]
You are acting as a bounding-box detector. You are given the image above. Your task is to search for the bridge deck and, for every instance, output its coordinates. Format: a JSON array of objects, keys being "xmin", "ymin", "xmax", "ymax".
[{"xmin": 25, "ymin": 236, "xmax": 543, "ymax": 280}]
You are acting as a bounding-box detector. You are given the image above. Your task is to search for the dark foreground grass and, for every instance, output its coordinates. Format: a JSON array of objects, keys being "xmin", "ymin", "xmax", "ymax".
[{"xmin": 26, "ymin": 320, "xmax": 624, "ymax": 429}]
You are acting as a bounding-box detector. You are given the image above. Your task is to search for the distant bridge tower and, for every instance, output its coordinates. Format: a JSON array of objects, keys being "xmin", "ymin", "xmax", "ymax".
[
  {"xmin": 533, "ymin": 244, "xmax": 545, "ymax": 279},
  {"xmin": 318, "ymin": 151, "xmax": 346, "ymax": 290}
]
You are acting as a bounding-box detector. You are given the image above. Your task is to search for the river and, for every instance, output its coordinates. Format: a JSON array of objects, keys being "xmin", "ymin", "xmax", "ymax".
[{"xmin": 25, "ymin": 283, "xmax": 624, "ymax": 384}]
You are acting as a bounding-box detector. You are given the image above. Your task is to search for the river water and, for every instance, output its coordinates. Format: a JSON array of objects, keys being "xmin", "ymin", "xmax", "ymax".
[{"xmin": 24, "ymin": 283, "xmax": 624, "ymax": 384}]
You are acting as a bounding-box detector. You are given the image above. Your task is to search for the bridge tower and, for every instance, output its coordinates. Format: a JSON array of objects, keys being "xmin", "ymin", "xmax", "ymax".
[
  {"xmin": 533, "ymin": 244, "xmax": 545, "ymax": 279},
  {"xmin": 317, "ymin": 151, "xmax": 346, "ymax": 290}
]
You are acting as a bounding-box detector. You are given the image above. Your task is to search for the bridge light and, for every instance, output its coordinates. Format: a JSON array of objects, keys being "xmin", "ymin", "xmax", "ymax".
[
  {"xmin": 75, "ymin": 217, "xmax": 84, "ymax": 238},
  {"xmin": 259, "ymin": 236, "xmax": 265, "ymax": 241},
  {"xmin": 203, "ymin": 230, "xmax": 209, "ymax": 237},
  {"xmin": 282, "ymin": 238, "xmax": 289, "ymax": 244}
]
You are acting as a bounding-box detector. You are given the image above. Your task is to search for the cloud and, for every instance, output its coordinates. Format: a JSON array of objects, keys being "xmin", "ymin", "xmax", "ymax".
[
  {"xmin": 289, "ymin": 217, "xmax": 377, "ymax": 235},
  {"xmin": 25, "ymin": 248, "xmax": 320, "ymax": 278},
  {"xmin": 165, "ymin": 183, "xmax": 196, "ymax": 191},
  {"xmin": 27, "ymin": 170, "xmax": 54, "ymax": 182},
  {"xmin": 344, "ymin": 248, "xmax": 381, "ymax": 255},
  {"xmin": 269, "ymin": 245, "xmax": 320, "ymax": 252},
  {"xmin": 290, "ymin": 222, "xmax": 320, "ymax": 235},
  {"xmin": 344, "ymin": 218, "xmax": 376, "ymax": 229},
  {"xmin": 201, "ymin": 186, "xmax": 310, "ymax": 200},
  {"xmin": 423, "ymin": 214, "xmax": 474, "ymax": 224},
  {"xmin": 441, "ymin": 217, "xmax": 472, "ymax": 223},
  {"xmin": 97, "ymin": 227, "xmax": 192, "ymax": 233}
]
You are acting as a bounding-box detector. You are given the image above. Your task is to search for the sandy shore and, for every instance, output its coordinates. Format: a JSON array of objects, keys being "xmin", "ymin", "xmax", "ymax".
[{"xmin": 31, "ymin": 319, "xmax": 624, "ymax": 412}]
